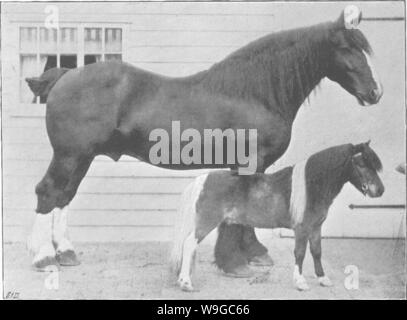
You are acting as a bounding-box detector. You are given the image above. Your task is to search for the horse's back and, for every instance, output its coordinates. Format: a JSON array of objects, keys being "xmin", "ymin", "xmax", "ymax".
[{"xmin": 45, "ymin": 62, "xmax": 158, "ymax": 153}]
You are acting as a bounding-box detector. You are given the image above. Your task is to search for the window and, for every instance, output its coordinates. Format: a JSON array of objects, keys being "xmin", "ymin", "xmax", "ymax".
[{"xmin": 19, "ymin": 25, "xmax": 123, "ymax": 104}]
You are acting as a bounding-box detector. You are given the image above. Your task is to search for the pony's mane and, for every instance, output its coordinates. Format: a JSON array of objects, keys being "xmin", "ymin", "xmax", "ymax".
[
  {"xmin": 305, "ymin": 144, "xmax": 354, "ymax": 182},
  {"xmin": 355, "ymin": 143, "xmax": 383, "ymax": 171}
]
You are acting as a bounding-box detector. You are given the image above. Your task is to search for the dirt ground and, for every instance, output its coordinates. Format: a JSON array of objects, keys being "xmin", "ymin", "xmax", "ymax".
[{"xmin": 3, "ymin": 238, "xmax": 405, "ymax": 300}]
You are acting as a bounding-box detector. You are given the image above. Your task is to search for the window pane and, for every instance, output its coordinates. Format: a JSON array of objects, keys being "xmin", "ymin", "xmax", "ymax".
[
  {"xmin": 60, "ymin": 55, "xmax": 77, "ymax": 69},
  {"xmin": 40, "ymin": 54, "xmax": 57, "ymax": 72},
  {"xmin": 60, "ymin": 28, "xmax": 78, "ymax": 53},
  {"xmin": 85, "ymin": 54, "xmax": 102, "ymax": 65},
  {"xmin": 20, "ymin": 54, "xmax": 38, "ymax": 78},
  {"xmin": 39, "ymin": 27, "xmax": 57, "ymax": 53},
  {"xmin": 84, "ymin": 28, "xmax": 102, "ymax": 52},
  {"xmin": 105, "ymin": 54, "xmax": 122, "ymax": 62},
  {"xmin": 105, "ymin": 28, "xmax": 122, "ymax": 52},
  {"xmin": 20, "ymin": 27, "xmax": 37, "ymax": 52}
]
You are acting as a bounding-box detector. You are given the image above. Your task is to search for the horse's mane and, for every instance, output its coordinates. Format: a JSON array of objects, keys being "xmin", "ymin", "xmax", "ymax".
[
  {"xmin": 199, "ymin": 21, "xmax": 372, "ymax": 117},
  {"xmin": 343, "ymin": 29, "xmax": 372, "ymax": 55}
]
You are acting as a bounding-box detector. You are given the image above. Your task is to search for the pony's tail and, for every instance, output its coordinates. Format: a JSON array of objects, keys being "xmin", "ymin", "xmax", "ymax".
[{"xmin": 170, "ymin": 174, "xmax": 208, "ymax": 277}]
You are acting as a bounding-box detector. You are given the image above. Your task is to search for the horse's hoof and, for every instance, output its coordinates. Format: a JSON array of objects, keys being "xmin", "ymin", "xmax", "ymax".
[
  {"xmin": 32, "ymin": 256, "xmax": 60, "ymax": 272},
  {"xmin": 178, "ymin": 278, "xmax": 194, "ymax": 292},
  {"xmin": 318, "ymin": 276, "xmax": 333, "ymax": 287},
  {"xmin": 56, "ymin": 250, "xmax": 81, "ymax": 266},
  {"xmin": 223, "ymin": 265, "xmax": 254, "ymax": 278},
  {"xmin": 249, "ymin": 253, "xmax": 274, "ymax": 266}
]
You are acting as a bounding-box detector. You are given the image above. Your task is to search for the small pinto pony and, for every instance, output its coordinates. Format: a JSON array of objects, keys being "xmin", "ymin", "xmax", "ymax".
[{"xmin": 171, "ymin": 142, "xmax": 384, "ymax": 291}]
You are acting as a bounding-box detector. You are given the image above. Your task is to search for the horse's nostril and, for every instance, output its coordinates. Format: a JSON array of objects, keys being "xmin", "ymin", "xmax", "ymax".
[{"xmin": 370, "ymin": 88, "xmax": 378, "ymax": 98}]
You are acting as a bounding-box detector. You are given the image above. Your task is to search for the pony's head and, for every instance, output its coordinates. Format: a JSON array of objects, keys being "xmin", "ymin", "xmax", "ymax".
[
  {"xmin": 326, "ymin": 6, "xmax": 383, "ymax": 106},
  {"xmin": 348, "ymin": 140, "xmax": 384, "ymax": 197}
]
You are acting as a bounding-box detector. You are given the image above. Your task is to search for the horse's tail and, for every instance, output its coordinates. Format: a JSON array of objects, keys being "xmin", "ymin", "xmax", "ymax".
[
  {"xmin": 170, "ymin": 173, "xmax": 208, "ymax": 277},
  {"xmin": 25, "ymin": 67, "xmax": 70, "ymax": 103}
]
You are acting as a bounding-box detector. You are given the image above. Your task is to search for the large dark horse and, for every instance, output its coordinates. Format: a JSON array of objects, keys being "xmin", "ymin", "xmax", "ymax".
[
  {"xmin": 171, "ymin": 142, "xmax": 384, "ymax": 291},
  {"xmin": 28, "ymin": 6, "xmax": 382, "ymax": 273}
]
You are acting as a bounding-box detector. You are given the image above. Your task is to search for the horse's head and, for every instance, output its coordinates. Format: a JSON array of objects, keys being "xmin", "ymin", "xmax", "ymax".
[
  {"xmin": 326, "ymin": 6, "xmax": 383, "ymax": 106},
  {"xmin": 349, "ymin": 140, "xmax": 384, "ymax": 197}
]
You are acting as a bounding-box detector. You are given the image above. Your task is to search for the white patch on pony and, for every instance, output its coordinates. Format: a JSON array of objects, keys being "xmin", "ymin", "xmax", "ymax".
[
  {"xmin": 363, "ymin": 50, "xmax": 383, "ymax": 97},
  {"xmin": 290, "ymin": 159, "xmax": 308, "ymax": 226},
  {"xmin": 171, "ymin": 173, "xmax": 209, "ymax": 281},
  {"xmin": 27, "ymin": 212, "xmax": 55, "ymax": 262},
  {"xmin": 53, "ymin": 206, "xmax": 74, "ymax": 252},
  {"xmin": 293, "ymin": 265, "xmax": 309, "ymax": 291}
]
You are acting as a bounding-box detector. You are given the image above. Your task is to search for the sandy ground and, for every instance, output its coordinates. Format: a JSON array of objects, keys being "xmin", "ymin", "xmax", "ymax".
[{"xmin": 3, "ymin": 238, "xmax": 405, "ymax": 300}]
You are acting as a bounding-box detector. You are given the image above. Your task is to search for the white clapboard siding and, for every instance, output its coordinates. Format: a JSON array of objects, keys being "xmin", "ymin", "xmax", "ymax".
[{"xmin": 1, "ymin": 2, "xmax": 405, "ymax": 242}]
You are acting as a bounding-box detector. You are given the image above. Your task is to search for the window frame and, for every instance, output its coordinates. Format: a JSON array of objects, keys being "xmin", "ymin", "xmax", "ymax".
[{"xmin": 16, "ymin": 22, "xmax": 128, "ymax": 113}]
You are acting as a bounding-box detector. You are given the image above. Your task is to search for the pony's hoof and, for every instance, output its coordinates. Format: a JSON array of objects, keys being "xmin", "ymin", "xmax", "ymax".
[
  {"xmin": 249, "ymin": 253, "xmax": 274, "ymax": 266},
  {"xmin": 56, "ymin": 250, "xmax": 80, "ymax": 266},
  {"xmin": 178, "ymin": 278, "xmax": 194, "ymax": 292},
  {"xmin": 32, "ymin": 256, "xmax": 60, "ymax": 272},
  {"xmin": 318, "ymin": 276, "xmax": 333, "ymax": 287},
  {"xmin": 294, "ymin": 276, "xmax": 310, "ymax": 291},
  {"xmin": 223, "ymin": 265, "xmax": 254, "ymax": 278}
]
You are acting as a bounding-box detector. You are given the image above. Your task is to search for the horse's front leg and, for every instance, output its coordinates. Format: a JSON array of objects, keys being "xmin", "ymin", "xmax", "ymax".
[
  {"xmin": 309, "ymin": 226, "xmax": 333, "ymax": 287},
  {"xmin": 293, "ymin": 227, "xmax": 310, "ymax": 291}
]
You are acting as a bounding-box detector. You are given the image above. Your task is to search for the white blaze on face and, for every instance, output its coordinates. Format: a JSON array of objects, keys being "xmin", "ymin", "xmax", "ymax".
[
  {"xmin": 363, "ymin": 50, "xmax": 383, "ymax": 97},
  {"xmin": 290, "ymin": 159, "xmax": 308, "ymax": 226}
]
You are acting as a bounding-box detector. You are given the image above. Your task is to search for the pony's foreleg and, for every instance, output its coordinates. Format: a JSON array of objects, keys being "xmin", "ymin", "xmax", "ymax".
[
  {"xmin": 293, "ymin": 227, "xmax": 310, "ymax": 291},
  {"xmin": 53, "ymin": 205, "xmax": 80, "ymax": 266},
  {"xmin": 309, "ymin": 226, "xmax": 332, "ymax": 287},
  {"xmin": 178, "ymin": 231, "xmax": 198, "ymax": 292},
  {"xmin": 27, "ymin": 212, "xmax": 58, "ymax": 271}
]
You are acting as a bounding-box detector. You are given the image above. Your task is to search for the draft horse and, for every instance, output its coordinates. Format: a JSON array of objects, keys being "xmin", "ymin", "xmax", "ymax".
[
  {"xmin": 28, "ymin": 6, "xmax": 382, "ymax": 274},
  {"xmin": 171, "ymin": 142, "xmax": 384, "ymax": 291}
]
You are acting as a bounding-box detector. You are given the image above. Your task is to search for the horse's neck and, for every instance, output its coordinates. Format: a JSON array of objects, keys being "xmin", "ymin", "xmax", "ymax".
[{"xmin": 278, "ymin": 37, "xmax": 330, "ymax": 120}]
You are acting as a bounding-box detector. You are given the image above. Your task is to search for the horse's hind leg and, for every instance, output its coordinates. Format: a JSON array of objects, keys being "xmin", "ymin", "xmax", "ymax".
[{"xmin": 29, "ymin": 154, "xmax": 93, "ymax": 270}]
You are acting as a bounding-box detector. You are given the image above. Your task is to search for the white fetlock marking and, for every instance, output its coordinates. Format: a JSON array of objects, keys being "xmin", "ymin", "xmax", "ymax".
[
  {"xmin": 178, "ymin": 232, "xmax": 198, "ymax": 291},
  {"xmin": 27, "ymin": 213, "xmax": 54, "ymax": 255},
  {"xmin": 293, "ymin": 265, "xmax": 309, "ymax": 291},
  {"xmin": 56, "ymin": 238, "xmax": 74, "ymax": 253},
  {"xmin": 53, "ymin": 206, "xmax": 75, "ymax": 253},
  {"xmin": 318, "ymin": 275, "xmax": 333, "ymax": 287}
]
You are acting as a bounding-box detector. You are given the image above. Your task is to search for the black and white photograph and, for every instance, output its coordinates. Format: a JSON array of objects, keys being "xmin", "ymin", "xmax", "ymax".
[{"xmin": 0, "ymin": 0, "xmax": 405, "ymax": 301}]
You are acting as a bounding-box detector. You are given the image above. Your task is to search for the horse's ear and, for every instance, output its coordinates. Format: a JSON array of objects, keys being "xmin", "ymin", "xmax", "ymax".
[
  {"xmin": 337, "ymin": 5, "xmax": 362, "ymax": 29},
  {"xmin": 365, "ymin": 139, "xmax": 371, "ymax": 146}
]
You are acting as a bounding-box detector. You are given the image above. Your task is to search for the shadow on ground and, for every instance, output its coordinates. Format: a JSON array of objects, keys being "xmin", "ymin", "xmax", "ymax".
[{"xmin": 3, "ymin": 238, "xmax": 405, "ymax": 299}]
